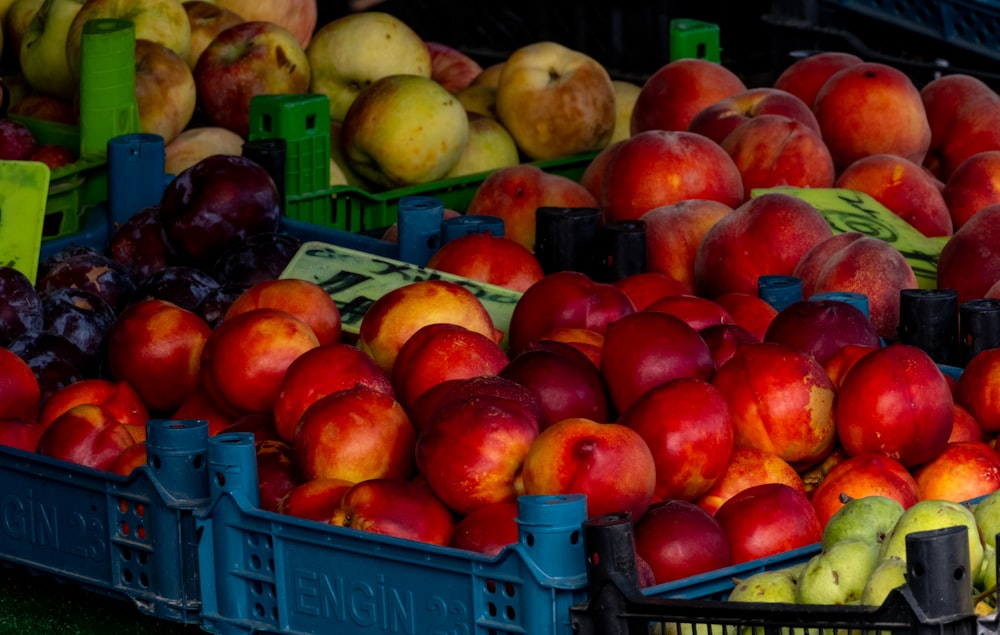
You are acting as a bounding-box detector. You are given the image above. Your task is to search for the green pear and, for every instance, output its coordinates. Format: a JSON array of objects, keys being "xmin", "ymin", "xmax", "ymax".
[
  {"xmin": 974, "ymin": 488, "xmax": 1000, "ymax": 550},
  {"xmin": 821, "ymin": 495, "xmax": 905, "ymax": 550},
  {"xmin": 860, "ymin": 557, "xmax": 908, "ymax": 607},
  {"xmin": 977, "ymin": 543, "xmax": 996, "ymax": 594},
  {"xmin": 729, "ymin": 566, "xmax": 802, "ymax": 604},
  {"xmin": 879, "ymin": 499, "xmax": 984, "ymax": 576},
  {"xmin": 796, "ymin": 538, "xmax": 881, "ymax": 605}
]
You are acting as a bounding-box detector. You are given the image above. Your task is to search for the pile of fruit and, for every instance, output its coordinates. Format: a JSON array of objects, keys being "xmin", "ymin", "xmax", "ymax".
[{"xmin": 5, "ymin": 0, "xmax": 1000, "ymax": 616}]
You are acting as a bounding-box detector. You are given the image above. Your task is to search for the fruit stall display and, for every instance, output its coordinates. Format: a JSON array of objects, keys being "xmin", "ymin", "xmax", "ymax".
[{"xmin": 6, "ymin": 1, "xmax": 1000, "ymax": 634}]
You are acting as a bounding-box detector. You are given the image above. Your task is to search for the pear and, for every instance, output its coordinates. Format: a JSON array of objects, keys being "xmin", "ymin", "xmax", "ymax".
[
  {"xmin": 725, "ymin": 566, "xmax": 803, "ymax": 635},
  {"xmin": 977, "ymin": 543, "xmax": 996, "ymax": 595},
  {"xmin": 796, "ymin": 538, "xmax": 881, "ymax": 605},
  {"xmin": 821, "ymin": 495, "xmax": 905, "ymax": 550},
  {"xmin": 879, "ymin": 499, "xmax": 984, "ymax": 576},
  {"xmin": 974, "ymin": 488, "xmax": 1000, "ymax": 550},
  {"xmin": 861, "ymin": 556, "xmax": 908, "ymax": 607}
]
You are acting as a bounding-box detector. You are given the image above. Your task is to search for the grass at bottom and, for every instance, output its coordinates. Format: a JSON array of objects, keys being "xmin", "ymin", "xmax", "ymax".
[{"xmin": 0, "ymin": 565, "xmax": 204, "ymax": 635}]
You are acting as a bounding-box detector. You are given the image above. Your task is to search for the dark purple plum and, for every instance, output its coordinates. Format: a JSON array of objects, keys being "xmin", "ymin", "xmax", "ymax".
[
  {"xmin": 7, "ymin": 330, "xmax": 92, "ymax": 402},
  {"xmin": 36, "ymin": 251, "xmax": 137, "ymax": 313},
  {"xmin": 107, "ymin": 204, "xmax": 178, "ymax": 278},
  {"xmin": 40, "ymin": 287, "xmax": 117, "ymax": 360},
  {"xmin": 133, "ymin": 265, "xmax": 221, "ymax": 312},
  {"xmin": 196, "ymin": 282, "xmax": 252, "ymax": 329},
  {"xmin": 159, "ymin": 154, "xmax": 281, "ymax": 268},
  {"xmin": 37, "ymin": 245, "xmax": 105, "ymax": 280},
  {"xmin": 0, "ymin": 267, "xmax": 43, "ymax": 346},
  {"xmin": 211, "ymin": 232, "xmax": 303, "ymax": 286}
]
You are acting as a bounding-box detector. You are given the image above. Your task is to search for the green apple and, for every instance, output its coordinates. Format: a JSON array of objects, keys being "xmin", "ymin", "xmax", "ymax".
[
  {"xmin": 64, "ymin": 0, "xmax": 191, "ymax": 80},
  {"xmin": 879, "ymin": 499, "xmax": 983, "ymax": 575},
  {"xmin": 860, "ymin": 556, "xmax": 907, "ymax": 607},
  {"xmin": 821, "ymin": 495, "xmax": 905, "ymax": 550},
  {"xmin": 443, "ymin": 112, "xmax": 520, "ymax": 179},
  {"xmin": 19, "ymin": 0, "xmax": 84, "ymax": 100},
  {"xmin": 796, "ymin": 538, "xmax": 880, "ymax": 605},
  {"xmin": 340, "ymin": 73, "xmax": 469, "ymax": 189},
  {"xmin": 307, "ymin": 11, "xmax": 431, "ymax": 124}
]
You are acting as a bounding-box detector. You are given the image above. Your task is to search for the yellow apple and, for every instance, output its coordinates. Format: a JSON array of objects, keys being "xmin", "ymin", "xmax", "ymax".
[
  {"xmin": 4, "ymin": 0, "xmax": 43, "ymax": 63},
  {"xmin": 611, "ymin": 79, "xmax": 641, "ymax": 143},
  {"xmin": 495, "ymin": 41, "xmax": 616, "ymax": 161},
  {"xmin": 444, "ymin": 112, "xmax": 520, "ymax": 179},
  {"xmin": 329, "ymin": 120, "xmax": 367, "ymax": 188},
  {"xmin": 182, "ymin": 0, "xmax": 242, "ymax": 69},
  {"xmin": 135, "ymin": 38, "xmax": 195, "ymax": 144},
  {"xmin": 456, "ymin": 83, "xmax": 497, "ymax": 118},
  {"xmin": 65, "ymin": 0, "xmax": 191, "ymax": 81},
  {"xmin": 307, "ymin": 11, "xmax": 431, "ymax": 124},
  {"xmin": 19, "ymin": 0, "xmax": 83, "ymax": 100},
  {"xmin": 207, "ymin": 0, "xmax": 314, "ymax": 48},
  {"xmin": 164, "ymin": 125, "xmax": 245, "ymax": 175},
  {"xmin": 340, "ymin": 73, "xmax": 469, "ymax": 189}
]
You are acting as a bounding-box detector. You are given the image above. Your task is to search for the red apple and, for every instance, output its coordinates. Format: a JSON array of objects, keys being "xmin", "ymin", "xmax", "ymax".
[
  {"xmin": 714, "ymin": 482, "xmax": 822, "ymax": 564},
  {"xmin": 630, "ymin": 58, "xmax": 747, "ymax": 134},
  {"xmin": 773, "ymin": 51, "xmax": 864, "ymax": 108},
  {"xmin": 808, "ymin": 453, "xmax": 920, "ymax": 527},
  {"xmin": 330, "ymin": 477, "xmax": 455, "ymax": 546},
  {"xmin": 763, "ymin": 299, "xmax": 881, "ymax": 365},
  {"xmin": 688, "ymin": 86, "xmax": 821, "ymax": 145},
  {"xmin": 836, "ymin": 344, "xmax": 953, "ymax": 467},
  {"xmin": 694, "ymin": 446, "xmax": 806, "ymax": 516},
  {"xmin": 425, "ymin": 40, "xmax": 483, "ymax": 93},
  {"xmin": 641, "ymin": 199, "xmax": 734, "ymax": 293},
  {"xmin": 912, "ymin": 441, "xmax": 1000, "ymax": 502},
  {"xmin": 632, "ymin": 499, "xmax": 731, "ymax": 584}
]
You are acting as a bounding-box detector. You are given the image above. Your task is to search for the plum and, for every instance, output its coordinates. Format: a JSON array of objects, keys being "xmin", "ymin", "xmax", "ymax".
[
  {"xmin": 0, "ymin": 267, "xmax": 43, "ymax": 346},
  {"xmin": 133, "ymin": 265, "xmax": 221, "ymax": 312}
]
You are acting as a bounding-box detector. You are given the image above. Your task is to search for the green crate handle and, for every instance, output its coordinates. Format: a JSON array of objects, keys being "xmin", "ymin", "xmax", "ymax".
[{"xmin": 79, "ymin": 18, "xmax": 141, "ymax": 162}]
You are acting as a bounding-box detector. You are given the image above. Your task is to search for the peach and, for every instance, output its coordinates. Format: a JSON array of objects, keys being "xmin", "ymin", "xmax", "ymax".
[
  {"xmin": 201, "ymin": 308, "xmax": 320, "ymax": 414},
  {"xmin": 942, "ymin": 150, "xmax": 1000, "ymax": 230},
  {"xmin": 600, "ymin": 130, "xmax": 744, "ymax": 223},
  {"xmin": 813, "ymin": 62, "xmax": 931, "ymax": 170},
  {"xmin": 921, "ymin": 73, "xmax": 1000, "ymax": 181},
  {"xmin": 688, "ymin": 86, "xmax": 821, "ymax": 145},
  {"xmin": 448, "ymin": 501, "xmax": 520, "ymax": 556},
  {"xmin": 837, "ymin": 344, "xmax": 953, "ymax": 467},
  {"xmin": 715, "ymin": 482, "xmax": 821, "ymax": 564},
  {"xmin": 937, "ymin": 204, "xmax": 1000, "ymax": 305},
  {"xmin": 409, "ymin": 374, "xmax": 545, "ymax": 436},
  {"xmin": 712, "ymin": 292, "xmax": 779, "ymax": 341},
  {"xmin": 464, "ymin": 164, "xmax": 599, "ymax": 252},
  {"xmin": 172, "ymin": 385, "xmax": 239, "ymax": 435},
  {"xmin": 711, "ymin": 341, "xmax": 837, "ymax": 469},
  {"xmin": 36, "ymin": 403, "xmax": 136, "ymax": 471},
  {"xmin": 108, "ymin": 441, "xmax": 148, "ymax": 477},
  {"xmin": 912, "ymin": 441, "xmax": 1000, "ymax": 502},
  {"xmin": 633, "ymin": 499, "xmax": 731, "ymax": 585},
  {"xmin": 293, "ymin": 384, "xmax": 416, "ymax": 483},
  {"xmin": 950, "ymin": 404, "xmax": 985, "ymax": 444},
  {"xmin": 0, "ymin": 347, "xmax": 41, "ymax": 422},
  {"xmin": 0, "ymin": 417, "xmax": 45, "ymax": 452},
  {"xmin": 808, "ymin": 452, "xmax": 920, "ymax": 527},
  {"xmin": 225, "ymin": 278, "xmax": 342, "ymax": 346},
  {"xmin": 424, "ymin": 232, "xmax": 545, "ymax": 293},
  {"xmin": 256, "ymin": 439, "xmax": 300, "ymax": 512},
  {"xmin": 579, "ymin": 138, "xmax": 623, "ymax": 202},
  {"xmin": 693, "ymin": 446, "xmax": 806, "ymax": 516},
  {"xmin": 391, "ymin": 323, "xmax": 509, "ymax": 411},
  {"xmin": 773, "ymin": 51, "xmax": 864, "ymax": 108},
  {"xmin": 272, "ymin": 342, "xmax": 394, "ymax": 443},
  {"xmin": 644, "ymin": 294, "xmax": 736, "ymax": 331},
  {"xmin": 699, "ymin": 323, "xmax": 760, "ymax": 370},
  {"xmin": 39, "ymin": 378, "xmax": 149, "ymax": 431},
  {"xmin": 276, "ymin": 477, "xmax": 354, "ymax": 522},
  {"xmin": 720, "ymin": 114, "xmax": 836, "ymax": 199},
  {"xmin": 106, "ymin": 299, "xmax": 212, "ymax": 414},
  {"xmin": 693, "ymin": 192, "xmax": 834, "ymax": 298},
  {"xmin": 641, "ymin": 199, "xmax": 734, "ymax": 292},
  {"xmin": 610, "ymin": 271, "xmax": 690, "ymax": 311},
  {"xmin": 955, "ymin": 347, "xmax": 1000, "ymax": 435},
  {"xmin": 619, "ymin": 377, "xmax": 734, "ymax": 502},
  {"xmin": 331, "ymin": 477, "xmax": 455, "ymax": 546},
  {"xmin": 822, "ymin": 343, "xmax": 879, "ymax": 389},
  {"xmin": 358, "ymin": 280, "xmax": 502, "ymax": 374},
  {"xmin": 520, "ymin": 417, "xmax": 656, "ymax": 519},
  {"xmin": 630, "ymin": 57, "xmax": 747, "ymax": 134},
  {"xmin": 535, "ymin": 326, "xmax": 605, "ymax": 369},
  {"xmin": 763, "ymin": 299, "xmax": 881, "ymax": 365},
  {"xmin": 835, "ymin": 153, "xmax": 952, "ymax": 237}
]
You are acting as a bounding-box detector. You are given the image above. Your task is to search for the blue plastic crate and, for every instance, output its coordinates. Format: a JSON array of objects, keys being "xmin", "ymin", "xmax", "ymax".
[{"xmin": 0, "ymin": 419, "xmax": 211, "ymax": 623}]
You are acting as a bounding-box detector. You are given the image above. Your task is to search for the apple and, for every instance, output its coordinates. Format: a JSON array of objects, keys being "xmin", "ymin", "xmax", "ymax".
[
  {"xmin": 599, "ymin": 311, "xmax": 715, "ymax": 414},
  {"xmin": 330, "ymin": 477, "xmax": 455, "ymax": 546},
  {"xmin": 630, "ymin": 57, "xmax": 747, "ymax": 134},
  {"xmin": 158, "ymin": 153, "xmax": 281, "ymax": 268},
  {"xmin": 937, "ymin": 203, "xmax": 1000, "ymax": 306},
  {"xmin": 632, "ymin": 499, "xmax": 731, "ymax": 585},
  {"xmin": 763, "ymin": 298, "xmax": 881, "ymax": 365},
  {"xmin": 694, "ymin": 446, "xmax": 806, "ymax": 516},
  {"xmin": 720, "ymin": 114, "xmax": 836, "ymax": 199},
  {"xmin": 391, "ymin": 322, "xmax": 509, "ymax": 411},
  {"xmin": 618, "ymin": 377, "xmax": 733, "ymax": 502},
  {"xmin": 611, "ymin": 79, "xmax": 641, "ymax": 143},
  {"xmin": 813, "ymin": 61, "xmax": 932, "ymax": 170},
  {"xmin": 448, "ymin": 501, "xmax": 519, "ymax": 556},
  {"xmin": 292, "ymin": 384, "xmax": 416, "ymax": 483},
  {"xmin": 600, "ymin": 129, "xmax": 744, "ymax": 223},
  {"xmin": 275, "ymin": 477, "xmax": 353, "ymax": 523},
  {"xmin": 494, "ymin": 40, "xmax": 615, "ymax": 161},
  {"xmin": 18, "ymin": 0, "xmax": 83, "ymax": 101},
  {"xmin": 921, "ymin": 73, "xmax": 1000, "ymax": 181},
  {"xmin": 442, "ymin": 112, "xmax": 520, "ymax": 179},
  {"xmin": 36, "ymin": 403, "xmax": 136, "ymax": 471},
  {"xmin": 772, "ymin": 50, "xmax": 864, "ymax": 108},
  {"xmin": 688, "ymin": 86, "xmax": 821, "ymax": 145},
  {"xmin": 193, "ymin": 20, "xmax": 310, "ymax": 138},
  {"xmin": 182, "ymin": 1, "xmax": 243, "ymax": 69},
  {"xmin": 693, "ymin": 192, "xmax": 833, "ymax": 298},
  {"xmin": 3, "ymin": 0, "xmax": 43, "ymax": 65},
  {"xmin": 134, "ymin": 37, "xmax": 196, "ymax": 145},
  {"xmin": 208, "ymin": 0, "xmax": 315, "ymax": 48},
  {"xmin": 942, "ymin": 149, "xmax": 1000, "ymax": 230},
  {"xmin": 520, "ymin": 416, "xmax": 656, "ymax": 520},
  {"xmin": 307, "ymin": 11, "xmax": 431, "ymax": 124},
  {"xmin": 835, "ymin": 153, "xmax": 953, "ymax": 237},
  {"xmin": 912, "ymin": 441, "xmax": 1000, "ymax": 502},
  {"xmin": 794, "ymin": 232, "xmax": 919, "ymax": 340},
  {"xmin": 415, "ymin": 391, "xmax": 540, "ymax": 516},
  {"xmin": 836, "ymin": 344, "xmax": 954, "ymax": 467},
  {"xmin": 506, "ymin": 270, "xmax": 635, "ymax": 357},
  {"xmin": 340, "ymin": 73, "xmax": 469, "ymax": 189},
  {"xmin": 357, "ymin": 279, "xmax": 502, "ymax": 374},
  {"xmin": 65, "ymin": 0, "xmax": 191, "ymax": 81},
  {"xmin": 425, "ymin": 40, "xmax": 482, "ymax": 93},
  {"xmin": 472, "ymin": 61, "xmax": 503, "ymax": 88},
  {"xmin": 640, "ymin": 199, "xmax": 733, "ymax": 292},
  {"xmin": 424, "ymin": 231, "xmax": 544, "ymax": 293},
  {"xmin": 0, "ymin": 116, "xmax": 37, "ymax": 159},
  {"xmin": 455, "ymin": 84, "xmax": 497, "ymax": 119},
  {"xmin": 464, "ymin": 163, "xmax": 600, "ymax": 253},
  {"xmin": 714, "ymin": 482, "xmax": 822, "ymax": 564},
  {"xmin": 163, "ymin": 126, "xmax": 245, "ymax": 176},
  {"xmin": 224, "ymin": 278, "xmax": 342, "ymax": 346}
]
